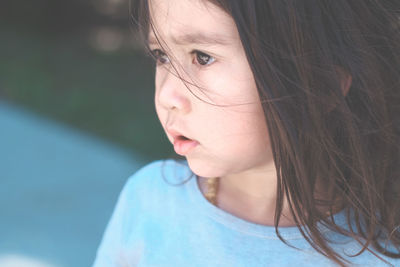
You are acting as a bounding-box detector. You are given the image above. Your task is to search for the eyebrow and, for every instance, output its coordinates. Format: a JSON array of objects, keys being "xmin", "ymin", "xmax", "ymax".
[{"xmin": 147, "ymin": 31, "xmax": 232, "ymax": 46}]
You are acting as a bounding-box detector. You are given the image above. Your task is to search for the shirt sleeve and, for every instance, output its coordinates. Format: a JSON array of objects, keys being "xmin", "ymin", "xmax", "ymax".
[
  {"xmin": 92, "ymin": 175, "xmax": 134, "ymax": 267},
  {"xmin": 91, "ymin": 160, "xmax": 168, "ymax": 266}
]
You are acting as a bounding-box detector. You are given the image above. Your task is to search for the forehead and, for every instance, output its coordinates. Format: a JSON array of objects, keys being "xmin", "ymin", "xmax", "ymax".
[{"xmin": 148, "ymin": 0, "xmax": 238, "ymax": 46}]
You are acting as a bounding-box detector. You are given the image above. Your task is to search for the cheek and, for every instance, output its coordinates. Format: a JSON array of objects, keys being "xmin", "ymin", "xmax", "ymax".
[
  {"xmin": 228, "ymin": 115, "xmax": 271, "ymax": 163},
  {"xmin": 154, "ymin": 91, "xmax": 165, "ymax": 126},
  {"xmin": 208, "ymin": 108, "xmax": 269, "ymax": 149},
  {"xmin": 154, "ymin": 72, "xmax": 166, "ymax": 124},
  {"xmin": 205, "ymin": 71, "xmax": 259, "ymax": 106}
]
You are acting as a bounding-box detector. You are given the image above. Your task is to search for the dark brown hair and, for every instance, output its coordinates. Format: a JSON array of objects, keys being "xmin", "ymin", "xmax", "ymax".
[{"xmin": 130, "ymin": 0, "xmax": 400, "ymax": 266}]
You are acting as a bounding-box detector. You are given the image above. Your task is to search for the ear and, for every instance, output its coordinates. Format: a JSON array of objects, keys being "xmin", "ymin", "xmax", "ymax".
[
  {"xmin": 335, "ymin": 66, "xmax": 352, "ymax": 97},
  {"xmin": 325, "ymin": 66, "xmax": 353, "ymax": 113}
]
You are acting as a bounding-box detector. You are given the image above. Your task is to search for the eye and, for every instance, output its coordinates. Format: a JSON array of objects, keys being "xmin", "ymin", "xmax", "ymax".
[
  {"xmin": 149, "ymin": 49, "xmax": 170, "ymax": 65},
  {"xmin": 192, "ymin": 50, "xmax": 215, "ymax": 66},
  {"xmin": 149, "ymin": 48, "xmax": 216, "ymax": 68}
]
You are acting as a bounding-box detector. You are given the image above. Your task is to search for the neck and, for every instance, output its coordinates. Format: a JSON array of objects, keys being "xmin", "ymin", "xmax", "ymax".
[
  {"xmin": 197, "ymin": 175, "xmax": 297, "ymax": 226},
  {"xmin": 197, "ymin": 176, "xmax": 344, "ymax": 227}
]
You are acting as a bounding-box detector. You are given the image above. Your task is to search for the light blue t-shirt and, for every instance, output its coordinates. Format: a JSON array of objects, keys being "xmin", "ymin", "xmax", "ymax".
[{"xmin": 92, "ymin": 159, "xmax": 399, "ymax": 267}]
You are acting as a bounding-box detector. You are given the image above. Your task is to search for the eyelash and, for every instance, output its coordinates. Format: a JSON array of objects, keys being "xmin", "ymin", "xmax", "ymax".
[{"xmin": 149, "ymin": 49, "xmax": 216, "ymax": 68}]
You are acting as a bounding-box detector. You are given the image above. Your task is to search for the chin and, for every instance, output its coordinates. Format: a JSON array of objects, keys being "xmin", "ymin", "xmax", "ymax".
[{"xmin": 185, "ymin": 157, "xmax": 226, "ymax": 178}]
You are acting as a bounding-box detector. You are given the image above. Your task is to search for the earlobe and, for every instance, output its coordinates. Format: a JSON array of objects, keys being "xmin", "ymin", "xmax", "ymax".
[
  {"xmin": 325, "ymin": 66, "xmax": 353, "ymax": 113},
  {"xmin": 335, "ymin": 66, "xmax": 352, "ymax": 97}
]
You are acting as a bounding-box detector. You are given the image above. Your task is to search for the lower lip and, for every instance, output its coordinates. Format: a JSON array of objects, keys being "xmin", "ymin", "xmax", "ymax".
[{"xmin": 173, "ymin": 138, "xmax": 199, "ymax": 156}]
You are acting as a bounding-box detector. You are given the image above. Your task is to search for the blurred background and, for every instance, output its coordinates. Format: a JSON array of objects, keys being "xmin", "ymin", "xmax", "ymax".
[{"xmin": 0, "ymin": 0, "xmax": 173, "ymax": 266}]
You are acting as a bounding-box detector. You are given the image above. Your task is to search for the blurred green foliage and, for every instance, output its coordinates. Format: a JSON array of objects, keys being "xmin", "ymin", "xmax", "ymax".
[{"xmin": 0, "ymin": 25, "xmax": 173, "ymax": 161}]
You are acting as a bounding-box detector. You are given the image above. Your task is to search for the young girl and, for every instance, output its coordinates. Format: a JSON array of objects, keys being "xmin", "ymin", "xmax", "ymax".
[{"xmin": 93, "ymin": 0, "xmax": 400, "ymax": 266}]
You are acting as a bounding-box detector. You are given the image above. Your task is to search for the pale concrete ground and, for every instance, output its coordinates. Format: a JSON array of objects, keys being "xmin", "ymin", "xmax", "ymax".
[{"xmin": 0, "ymin": 100, "xmax": 146, "ymax": 267}]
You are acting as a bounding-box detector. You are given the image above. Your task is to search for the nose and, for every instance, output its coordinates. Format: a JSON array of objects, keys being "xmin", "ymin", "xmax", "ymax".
[{"xmin": 155, "ymin": 65, "xmax": 191, "ymax": 114}]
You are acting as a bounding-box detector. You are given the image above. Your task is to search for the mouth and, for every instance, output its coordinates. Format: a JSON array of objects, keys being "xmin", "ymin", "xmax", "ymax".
[
  {"xmin": 166, "ymin": 128, "xmax": 193, "ymax": 142},
  {"xmin": 176, "ymin": 135, "xmax": 191, "ymax": 141},
  {"xmin": 166, "ymin": 127, "xmax": 199, "ymax": 156},
  {"xmin": 173, "ymin": 136, "xmax": 199, "ymax": 156}
]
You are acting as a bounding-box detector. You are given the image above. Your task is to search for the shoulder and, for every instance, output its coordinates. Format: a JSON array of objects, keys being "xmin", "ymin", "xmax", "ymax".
[{"xmin": 120, "ymin": 159, "xmax": 192, "ymax": 202}]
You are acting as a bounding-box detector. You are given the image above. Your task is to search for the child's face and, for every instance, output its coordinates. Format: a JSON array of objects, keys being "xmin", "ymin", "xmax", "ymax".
[{"xmin": 148, "ymin": 0, "xmax": 273, "ymax": 178}]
